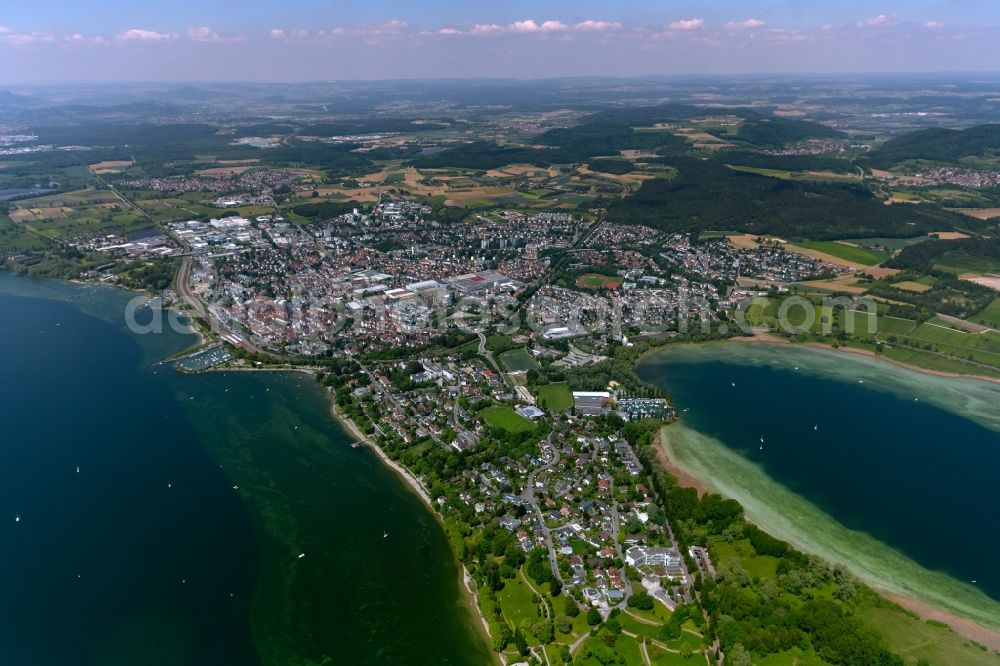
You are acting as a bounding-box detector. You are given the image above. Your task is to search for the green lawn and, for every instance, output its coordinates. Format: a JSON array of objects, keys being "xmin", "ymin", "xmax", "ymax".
[
  {"xmin": 862, "ymin": 605, "xmax": 1000, "ymax": 666},
  {"xmin": 534, "ymin": 382, "xmax": 573, "ymax": 412},
  {"xmin": 973, "ymin": 297, "xmax": 1000, "ymax": 329},
  {"xmin": 481, "ymin": 405, "xmax": 536, "ymax": 433},
  {"xmin": 795, "ymin": 240, "xmax": 889, "ymax": 266},
  {"xmin": 495, "ymin": 573, "xmax": 544, "ymax": 643},
  {"xmin": 498, "ymin": 348, "xmax": 539, "ymax": 372}
]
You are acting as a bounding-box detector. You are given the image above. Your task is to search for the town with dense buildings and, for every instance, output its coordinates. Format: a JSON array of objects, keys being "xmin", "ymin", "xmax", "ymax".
[
  {"xmin": 5, "ymin": 76, "xmax": 1000, "ymax": 666},
  {"xmin": 129, "ymin": 196, "xmax": 869, "ymax": 663}
]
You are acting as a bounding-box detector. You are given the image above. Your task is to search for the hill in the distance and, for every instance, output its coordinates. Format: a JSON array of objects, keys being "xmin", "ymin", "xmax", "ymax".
[
  {"xmin": 608, "ymin": 157, "xmax": 961, "ymax": 240},
  {"xmin": 870, "ymin": 124, "xmax": 1000, "ymax": 166}
]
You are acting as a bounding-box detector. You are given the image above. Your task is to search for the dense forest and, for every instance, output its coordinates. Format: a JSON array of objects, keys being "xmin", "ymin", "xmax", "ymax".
[
  {"xmin": 406, "ymin": 141, "xmax": 559, "ymax": 170},
  {"xmin": 720, "ymin": 116, "xmax": 844, "ymax": 148},
  {"xmin": 607, "ymin": 158, "xmax": 959, "ymax": 239},
  {"xmin": 868, "ymin": 124, "xmax": 1000, "ymax": 166},
  {"xmin": 533, "ymin": 122, "xmax": 689, "ymax": 159},
  {"xmin": 885, "ymin": 236, "xmax": 1000, "ymax": 272}
]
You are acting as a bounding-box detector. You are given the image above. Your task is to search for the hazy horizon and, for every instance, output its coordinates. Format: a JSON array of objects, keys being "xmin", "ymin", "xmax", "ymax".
[{"xmin": 2, "ymin": 0, "xmax": 1000, "ymax": 83}]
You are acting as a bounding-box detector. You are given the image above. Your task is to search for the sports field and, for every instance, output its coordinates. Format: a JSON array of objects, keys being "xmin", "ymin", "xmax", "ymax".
[
  {"xmin": 534, "ymin": 382, "xmax": 573, "ymax": 412},
  {"xmin": 480, "ymin": 405, "xmax": 536, "ymax": 433},
  {"xmin": 576, "ymin": 273, "xmax": 624, "ymax": 290},
  {"xmin": 498, "ymin": 348, "xmax": 539, "ymax": 372}
]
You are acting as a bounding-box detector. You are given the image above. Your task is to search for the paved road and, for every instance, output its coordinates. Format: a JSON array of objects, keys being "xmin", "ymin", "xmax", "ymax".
[{"xmin": 522, "ymin": 430, "xmax": 563, "ymax": 585}]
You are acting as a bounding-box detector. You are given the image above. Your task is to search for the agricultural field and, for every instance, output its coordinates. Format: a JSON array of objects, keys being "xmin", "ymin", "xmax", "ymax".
[
  {"xmin": 7, "ymin": 188, "xmax": 146, "ymax": 239},
  {"xmin": 893, "ymin": 280, "xmax": 934, "ymax": 293},
  {"xmin": 842, "ymin": 237, "xmax": 930, "ymax": 251},
  {"xmin": 793, "ymin": 240, "xmax": 889, "ymax": 266},
  {"xmin": 0, "ymin": 215, "xmax": 48, "ymax": 254},
  {"xmin": 498, "ymin": 348, "xmax": 540, "ymax": 372},
  {"xmin": 480, "ymin": 405, "xmax": 536, "ymax": 433},
  {"xmin": 534, "ymin": 382, "xmax": 573, "ymax": 412},
  {"xmin": 576, "ymin": 273, "xmax": 624, "ymax": 290}
]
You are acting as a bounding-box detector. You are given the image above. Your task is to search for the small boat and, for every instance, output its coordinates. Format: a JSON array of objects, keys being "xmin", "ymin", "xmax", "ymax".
[
  {"xmin": 76, "ymin": 466, "xmax": 80, "ymax": 474},
  {"xmin": 383, "ymin": 531, "xmax": 389, "ymax": 539},
  {"xmin": 298, "ymin": 553, "xmax": 306, "ymax": 559},
  {"xmin": 232, "ymin": 485, "xmax": 239, "ymax": 490},
  {"xmin": 15, "ymin": 514, "xmax": 20, "ymax": 523},
  {"xmin": 731, "ymin": 382, "xmax": 736, "ymax": 387},
  {"xmin": 760, "ymin": 436, "xmax": 764, "ymax": 443},
  {"xmin": 813, "ymin": 425, "xmax": 818, "ymax": 431},
  {"xmin": 351, "ymin": 442, "xmax": 361, "ymax": 449}
]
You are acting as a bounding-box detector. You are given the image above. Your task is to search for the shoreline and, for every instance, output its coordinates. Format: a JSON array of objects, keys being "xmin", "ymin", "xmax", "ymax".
[
  {"xmin": 327, "ymin": 400, "xmax": 501, "ymax": 664},
  {"xmin": 655, "ymin": 426, "xmax": 1000, "ymax": 652},
  {"xmin": 731, "ymin": 331, "xmax": 1000, "ymax": 386}
]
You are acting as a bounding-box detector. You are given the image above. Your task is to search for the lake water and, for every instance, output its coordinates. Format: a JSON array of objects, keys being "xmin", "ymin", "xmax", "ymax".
[
  {"xmin": 0, "ymin": 274, "xmax": 490, "ymax": 665},
  {"xmin": 637, "ymin": 343, "xmax": 1000, "ymax": 631}
]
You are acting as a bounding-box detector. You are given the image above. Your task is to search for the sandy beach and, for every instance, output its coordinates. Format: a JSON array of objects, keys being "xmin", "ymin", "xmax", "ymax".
[{"xmin": 657, "ymin": 426, "xmax": 1000, "ymax": 652}]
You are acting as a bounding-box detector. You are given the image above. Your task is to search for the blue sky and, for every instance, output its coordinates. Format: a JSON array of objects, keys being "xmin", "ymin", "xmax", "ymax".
[{"xmin": 1, "ymin": 0, "xmax": 998, "ymax": 83}]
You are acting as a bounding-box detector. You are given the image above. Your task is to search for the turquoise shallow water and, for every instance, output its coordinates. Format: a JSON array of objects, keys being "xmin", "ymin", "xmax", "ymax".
[
  {"xmin": 637, "ymin": 343, "xmax": 1000, "ymax": 630},
  {"xmin": 0, "ymin": 274, "xmax": 490, "ymax": 665}
]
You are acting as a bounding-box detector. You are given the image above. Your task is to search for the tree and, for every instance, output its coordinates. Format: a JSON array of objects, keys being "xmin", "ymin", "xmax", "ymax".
[
  {"xmin": 513, "ymin": 627, "xmax": 529, "ymax": 656},
  {"xmin": 563, "ymin": 596, "xmax": 580, "ymax": 617},
  {"xmin": 729, "ymin": 643, "xmax": 753, "ymax": 666},
  {"xmin": 627, "ymin": 592, "xmax": 654, "ymax": 611},
  {"xmin": 586, "ymin": 608, "xmax": 602, "ymax": 626},
  {"xmin": 549, "ymin": 579, "xmax": 562, "ymax": 597}
]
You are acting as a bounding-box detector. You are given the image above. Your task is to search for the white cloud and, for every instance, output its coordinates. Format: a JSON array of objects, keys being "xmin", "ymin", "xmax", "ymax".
[
  {"xmin": 509, "ymin": 20, "xmax": 539, "ymax": 33},
  {"xmin": 724, "ymin": 19, "xmax": 766, "ymax": 31},
  {"xmin": 186, "ymin": 26, "xmax": 247, "ymax": 43},
  {"xmin": 65, "ymin": 33, "xmax": 107, "ymax": 46},
  {"xmin": 668, "ymin": 18, "xmax": 704, "ymax": 31},
  {"xmin": 437, "ymin": 28, "xmax": 462, "ymax": 36},
  {"xmin": 923, "ymin": 21, "xmax": 944, "ymax": 28},
  {"xmin": 470, "ymin": 23, "xmax": 503, "ymax": 35},
  {"xmin": 574, "ymin": 20, "xmax": 622, "ymax": 32},
  {"xmin": 269, "ymin": 28, "xmax": 309, "ymax": 40},
  {"xmin": 857, "ymin": 14, "xmax": 898, "ymax": 28},
  {"xmin": 116, "ymin": 28, "xmax": 178, "ymax": 42},
  {"xmin": 0, "ymin": 31, "xmax": 57, "ymax": 46},
  {"xmin": 508, "ymin": 20, "xmax": 568, "ymax": 34}
]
